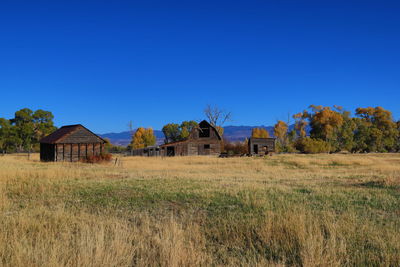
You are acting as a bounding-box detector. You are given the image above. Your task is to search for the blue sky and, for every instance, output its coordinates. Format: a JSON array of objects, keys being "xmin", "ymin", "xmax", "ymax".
[{"xmin": 1, "ymin": 0, "xmax": 399, "ymax": 133}]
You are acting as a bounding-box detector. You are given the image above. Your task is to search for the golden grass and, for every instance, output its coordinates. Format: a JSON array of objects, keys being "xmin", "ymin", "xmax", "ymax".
[{"xmin": 0, "ymin": 153, "xmax": 399, "ymax": 266}]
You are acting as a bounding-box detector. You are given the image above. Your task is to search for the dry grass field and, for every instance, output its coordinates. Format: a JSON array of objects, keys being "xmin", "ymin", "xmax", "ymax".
[{"xmin": 0, "ymin": 153, "xmax": 399, "ymax": 266}]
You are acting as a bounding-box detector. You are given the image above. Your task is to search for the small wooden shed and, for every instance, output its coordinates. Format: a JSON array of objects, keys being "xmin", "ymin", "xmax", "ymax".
[
  {"xmin": 248, "ymin": 137, "xmax": 276, "ymax": 156},
  {"xmin": 40, "ymin": 124, "xmax": 106, "ymax": 162}
]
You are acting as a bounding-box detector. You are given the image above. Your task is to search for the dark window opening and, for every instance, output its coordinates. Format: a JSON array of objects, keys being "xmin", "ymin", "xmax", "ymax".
[
  {"xmin": 199, "ymin": 128, "xmax": 210, "ymax": 138},
  {"xmin": 204, "ymin": 144, "xmax": 210, "ymax": 149},
  {"xmin": 253, "ymin": 144, "xmax": 258, "ymax": 154}
]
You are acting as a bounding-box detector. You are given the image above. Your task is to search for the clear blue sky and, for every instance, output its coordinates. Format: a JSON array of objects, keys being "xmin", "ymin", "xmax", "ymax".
[{"xmin": 1, "ymin": 0, "xmax": 399, "ymax": 133}]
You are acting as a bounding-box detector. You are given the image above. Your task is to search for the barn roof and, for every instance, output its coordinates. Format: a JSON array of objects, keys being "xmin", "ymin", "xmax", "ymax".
[
  {"xmin": 199, "ymin": 120, "xmax": 222, "ymax": 140},
  {"xmin": 40, "ymin": 124, "xmax": 106, "ymax": 144}
]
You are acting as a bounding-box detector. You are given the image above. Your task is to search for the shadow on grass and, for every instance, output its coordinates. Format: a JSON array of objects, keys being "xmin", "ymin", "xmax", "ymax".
[{"xmin": 358, "ymin": 181, "xmax": 386, "ymax": 189}]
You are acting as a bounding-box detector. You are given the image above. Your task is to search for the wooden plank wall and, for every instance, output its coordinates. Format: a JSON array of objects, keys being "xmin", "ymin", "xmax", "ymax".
[{"xmin": 54, "ymin": 142, "xmax": 103, "ymax": 162}]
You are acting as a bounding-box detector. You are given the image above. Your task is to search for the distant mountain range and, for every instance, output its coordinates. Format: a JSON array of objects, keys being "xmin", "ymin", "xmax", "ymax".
[{"xmin": 100, "ymin": 125, "xmax": 295, "ymax": 146}]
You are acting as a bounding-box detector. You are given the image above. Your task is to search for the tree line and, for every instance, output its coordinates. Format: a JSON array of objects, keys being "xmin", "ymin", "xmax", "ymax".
[
  {"xmin": 2, "ymin": 105, "xmax": 399, "ymax": 154},
  {"xmin": 273, "ymin": 105, "xmax": 400, "ymax": 153},
  {"xmin": 128, "ymin": 105, "xmax": 400, "ymax": 154},
  {"xmin": 0, "ymin": 108, "xmax": 56, "ymax": 153}
]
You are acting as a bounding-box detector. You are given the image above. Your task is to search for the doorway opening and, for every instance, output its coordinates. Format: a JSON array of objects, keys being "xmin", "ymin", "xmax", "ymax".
[
  {"xmin": 253, "ymin": 144, "xmax": 258, "ymax": 154},
  {"xmin": 167, "ymin": 146, "xmax": 175, "ymax": 156}
]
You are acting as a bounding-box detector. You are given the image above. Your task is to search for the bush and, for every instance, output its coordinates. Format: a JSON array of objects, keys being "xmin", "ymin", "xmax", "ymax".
[
  {"xmin": 81, "ymin": 153, "xmax": 112, "ymax": 164},
  {"xmin": 295, "ymin": 138, "xmax": 331, "ymax": 154},
  {"xmin": 276, "ymin": 142, "xmax": 298, "ymax": 153},
  {"xmin": 223, "ymin": 139, "xmax": 248, "ymax": 156}
]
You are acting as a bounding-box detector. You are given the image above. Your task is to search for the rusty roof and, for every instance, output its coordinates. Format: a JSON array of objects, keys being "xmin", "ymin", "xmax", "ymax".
[{"xmin": 40, "ymin": 124, "xmax": 106, "ymax": 144}]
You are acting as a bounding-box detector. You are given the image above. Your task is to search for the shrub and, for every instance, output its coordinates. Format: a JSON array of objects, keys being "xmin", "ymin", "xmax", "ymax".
[
  {"xmin": 295, "ymin": 137, "xmax": 331, "ymax": 154},
  {"xmin": 276, "ymin": 142, "xmax": 298, "ymax": 153},
  {"xmin": 223, "ymin": 139, "xmax": 248, "ymax": 156}
]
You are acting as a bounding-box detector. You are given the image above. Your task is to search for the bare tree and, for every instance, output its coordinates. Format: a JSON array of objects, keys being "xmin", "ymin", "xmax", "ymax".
[{"xmin": 203, "ymin": 104, "xmax": 232, "ymax": 135}]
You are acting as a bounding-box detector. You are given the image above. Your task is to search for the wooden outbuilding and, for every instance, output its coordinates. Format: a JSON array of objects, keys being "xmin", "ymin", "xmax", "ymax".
[
  {"xmin": 131, "ymin": 120, "xmax": 222, "ymax": 157},
  {"xmin": 248, "ymin": 137, "xmax": 276, "ymax": 156},
  {"xmin": 40, "ymin": 124, "xmax": 106, "ymax": 162},
  {"xmin": 160, "ymin": 120, "xmax": 222, "ymax": 156}
]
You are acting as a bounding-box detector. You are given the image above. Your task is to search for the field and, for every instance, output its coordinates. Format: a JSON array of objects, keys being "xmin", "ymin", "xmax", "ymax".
[{"xmin": 0, "ymin": 153, "xmax": 399, "ymax": 266}]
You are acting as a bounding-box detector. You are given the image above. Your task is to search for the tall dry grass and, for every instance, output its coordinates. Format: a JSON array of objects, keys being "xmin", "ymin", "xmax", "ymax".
[{"xmin": 0, "ymin": 153, "xmax": 399, "ymax": 266}]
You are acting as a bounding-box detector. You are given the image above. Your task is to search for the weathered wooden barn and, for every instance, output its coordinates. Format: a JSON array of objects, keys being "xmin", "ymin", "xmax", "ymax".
[
  {"xmin": 40, "ymin": 124, "xmax": 106, "ymax": 162},
  {"xmin": 248, "ymin": 137, "xmax": 276, "ymax": 156},
  {"xmin": 160, "ymin": 120, "xmax": 222, "ymax": 156},
  {"xmin": 131, "ymin": 120, "xmax": 222, "ymax": 157}
]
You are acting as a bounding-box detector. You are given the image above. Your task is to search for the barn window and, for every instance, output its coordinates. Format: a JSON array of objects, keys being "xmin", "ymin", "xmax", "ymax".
[
  {"xmin": 204, "ymin": 144, "xmax": 210, "ymax": 149},
  {"xmin": 199, "ymin": 128, "xmax": 210, "ymax": 138}
]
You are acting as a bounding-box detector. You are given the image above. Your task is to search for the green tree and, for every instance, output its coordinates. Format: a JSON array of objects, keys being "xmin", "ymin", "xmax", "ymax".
[
  {"xmin": 336, "ymin": 117, "xmax": 357, "ymax": 152},
  {"xmin": 12, "ymin": 108, "xmax": 35, "ymax": 151},
  {"xmin": 397, "ymin": 121, "xmax": 400, "ymax": 151},
  {"xmin": 179, "ymin": 121, "xmax": 198, "ymax": 140},
  {"xmin": 6, "ymin": 108, "xmax": 56, "ymax": 152},
  {"xmin": 162, "ymin": 123, "xmax": 181, "ymax": 143},
  {"xmin": 354, "ymin": 107, "xmax": 398, "ymax": 152},
  {"xmin": 32, "ymin": 109, "xmax": 56, "ymax": 141},
  {"xmin": 0, "ymin": 118, "xmax": 18, "ymax": 153}
]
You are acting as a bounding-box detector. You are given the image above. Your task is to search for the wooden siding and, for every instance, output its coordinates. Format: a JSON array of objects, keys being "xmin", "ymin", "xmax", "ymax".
[
  {"xmin": 48, "ymin": 142, "xmax": 104, "ymax": 162},
  {"xmin": 248, "ymin": 138, "xmax": 276, "ymax": 156}
]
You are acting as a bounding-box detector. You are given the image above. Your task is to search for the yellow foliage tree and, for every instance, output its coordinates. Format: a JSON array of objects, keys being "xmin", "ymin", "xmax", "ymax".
[
  {"xmin": 143, "ymin": 128, "xmax": 156, "ymax": 147},
  {"xmin": 293, "ymin": 111, "xmax": 309, "ymax": 138},
  {"xmin": 274, "ymin": 120, "xmax": 288, "ymax": 143},
  {"xmin": 251, "ymin": 128, "xmax": 269, "ymax": 138},
  {"xmin": 310, "ymin": 107, "xmax": 344, "ymax": 142},
  {"xmin": 131, "ymin": 127, "xmax": 156, "ymax": 149}
]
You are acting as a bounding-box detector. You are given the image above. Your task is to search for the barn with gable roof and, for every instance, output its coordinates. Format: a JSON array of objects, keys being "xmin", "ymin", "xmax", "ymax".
[{"xmin": 40, "ymin": 124, "xmax": 106, "ymax": 162}]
